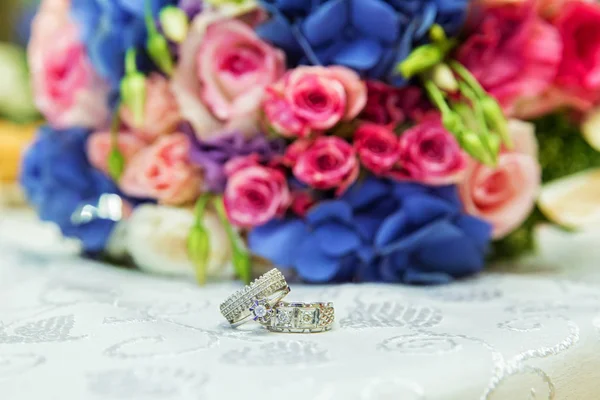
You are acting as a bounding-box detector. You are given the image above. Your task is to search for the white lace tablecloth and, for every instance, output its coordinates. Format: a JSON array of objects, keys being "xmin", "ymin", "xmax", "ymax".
[{"xmin": 1, "ymin": 211, "xmax": 600, "ymax": 400}]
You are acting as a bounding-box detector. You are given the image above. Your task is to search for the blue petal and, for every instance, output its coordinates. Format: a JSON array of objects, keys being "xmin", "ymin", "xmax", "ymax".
[
  {"xmin": 302, "ymin": 0, "xmax": 348, "ymax": 47},
  {"xmin": 356, "ymin": 245, "xmax": 375, "ymax": 264},
  {"xmin": 374, "ymin": 210, "xmax": 409, "ymax": 248},
  {"xmin": 315, "ymin": 223, "xmax": 362, "ymax": 257},
  {"xmin": 248, "ymin": 219, "xmax": 307, "ymax": 267},
  {"xmin": 414, "ymin": 2, "xmax": 437, "ymax": 39},
  {"xmin": 403, "ymin": 194, "xmax": 456, "ymax": 227},
  {"xmin": 306, "ymin": 200, "xmax": 353, "ymax": 226},
  {"xmin": 354, "ymin": 214, "xmax": 384, "ymax": 241},
  {"xmin": 378, "ymin": 219, "xmax": 449, "ymax": 256},
  {"xmin": 351, "ymin": 0, "xmax": 400, "ymax": 45},
  {"xmin": 414, "ymin": 223, "xmax": 485, "ymax": 277},
  {"xmin": 391, "ymin": 182, "xmax": 427, "ymax": 200},
  {"xmin": 380, "ymin": 251, "xmax": 409, "ymax": 282},
  {"xmin": 295, "ymin": 234, "xmax": 342, "ymax": 283},
  {"xmin": 256, "ymin": 16, "xmax": 303, "ymax": 57},
  {"xmin": 332, "ymin": 38, "xmax": 383, "ymax": 71},
  {"xmin": 343, "ymin": 178, "xmax": 390, "ymax": 209},
  {"xmin": 454, "ymin": 215, "xmax": 492, "ymax": 253},
  {"xmin": 429, "ymin": 185, "xmax": 462, "ymax": 208}
]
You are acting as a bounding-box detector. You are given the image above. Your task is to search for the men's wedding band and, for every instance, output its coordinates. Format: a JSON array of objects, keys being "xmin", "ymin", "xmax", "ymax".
[{"xmin": 256, "ymin": 301, "xmax": 335, "ymax": 333}]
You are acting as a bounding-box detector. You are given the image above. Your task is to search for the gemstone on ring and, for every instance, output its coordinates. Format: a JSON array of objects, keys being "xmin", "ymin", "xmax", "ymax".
[{"xmin": 249, "ymin": 299, "xmax": 274, "ymax": 324}]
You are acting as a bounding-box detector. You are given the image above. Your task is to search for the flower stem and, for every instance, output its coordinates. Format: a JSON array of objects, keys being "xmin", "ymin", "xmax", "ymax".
[{"xmin": 212, "ymin": 196, "xmax": 252, "ymax": 284}]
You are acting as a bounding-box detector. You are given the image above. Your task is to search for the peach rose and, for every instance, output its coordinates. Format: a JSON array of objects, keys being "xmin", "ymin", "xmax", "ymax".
[
  {"xmin": 172, "ymin": 11, "xmax": 283, "ymax": 140},
  {"xmin": 120, "ymin": 74, "xmax": 181, "ymax": 142},
  {"xmin": 28, "ymin": 0, "xmax": 110, "ymax": 129},
  {"xmin": 86, "ymin": 131, "xmax": 147, "ymax": 175},
  {"xmin": 120, "ymin": 133, "xmax": 203, "ymax": 205},
  {"xmin": 459, "ymin": 120, "xmax": 541, "ymax": 239}
]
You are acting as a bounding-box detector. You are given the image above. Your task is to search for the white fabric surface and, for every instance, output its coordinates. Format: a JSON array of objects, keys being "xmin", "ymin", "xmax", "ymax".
[{"xmin": 1, "ymin": 211, "xmax": 600, "ymax": 400}]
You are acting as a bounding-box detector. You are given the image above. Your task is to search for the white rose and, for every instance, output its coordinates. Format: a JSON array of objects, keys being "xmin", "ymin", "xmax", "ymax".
[{"xmin": 125, "ymin": 204, "xmax": 233, "ymax": 280}]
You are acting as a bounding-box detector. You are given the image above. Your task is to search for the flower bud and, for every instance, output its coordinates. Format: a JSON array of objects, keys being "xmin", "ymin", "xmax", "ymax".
[
  {"xmin": 120, "ymin": 49, "xmax": 146, "ymax": 127},
  {"xmin": 460, "ymin": 130, "xmax": 494, "ymax": 166},
  {"xmin": 147, "ymin": 34, "xmax": 174, "ymax": 75},
  {"xmin": 481, "ymin": 96, "xmax": 512, "ymax": 149},
  {"xmin": 397, "ymin": 44, "xmax": 444, "ymax": 79},
  {"xmin": 107, "ymin": 148, "xmax": 125, "ymax": 181},
  {"xmin": 159, "ymin": 6, "xmax": 189, "ymax": 43},
  {"xmin": 431, "ymin": 64, "xmax": 458, "ymax": 93},
  {"xmin": 145, "ymin": 1, "xmax": 175, "ymax": 75}
]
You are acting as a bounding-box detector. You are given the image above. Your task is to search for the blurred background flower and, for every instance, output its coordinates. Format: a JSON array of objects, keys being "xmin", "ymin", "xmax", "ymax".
[
  {"xmin": 71, "ymin": 0, "xmax": 177, "ymax": 87},
  {"xmin": 20, "ymin": 126, "xmax": 123, "ymax": 252},
  {"xmin": 124, "ymin": 204, "xmax": 234, "ymax": 280},
  {"xmin": 0, "ymin": 0, "xmax": 42, "ymax": 207},
  {"xmin": 256, "ymin": 0, "xmax": 470, "ymax": 86}
]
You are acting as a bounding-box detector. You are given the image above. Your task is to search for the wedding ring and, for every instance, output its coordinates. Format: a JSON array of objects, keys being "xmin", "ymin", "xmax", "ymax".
[
  {"xmin": 255, "ymin": 301, "xmax": 335, "ymax": 333},
  {"xmin": 220, "ymin": 268, "xmax": 290, "ymax": 326}
]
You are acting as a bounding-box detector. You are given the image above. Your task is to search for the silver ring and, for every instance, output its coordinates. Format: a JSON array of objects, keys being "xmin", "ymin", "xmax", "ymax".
[
  {"xmin": 220, "ymin": 269, "xmax": 290, "ymax": 326},
  {"xmin": 254, "ymin": 301, "xmax": 334, "ymax": 333}
]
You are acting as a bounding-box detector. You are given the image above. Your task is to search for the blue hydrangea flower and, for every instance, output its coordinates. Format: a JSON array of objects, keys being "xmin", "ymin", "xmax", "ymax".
[
  {"xmin": 71, "ymin": 0, "xmax": 176, "ymax": 87},
  {"xmin": 256, "ymin": 0, "xmax": 469, "ymax": 85},
  {"xmin": 20, "ymin": 126, "xmax": 121, "ymax": 253},
  {"xmin": 249, "ymin": 178, "xmax": 492, "ymax": 284}
]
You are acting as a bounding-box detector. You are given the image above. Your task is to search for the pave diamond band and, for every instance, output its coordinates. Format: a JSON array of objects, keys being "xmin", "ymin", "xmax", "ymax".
[
  {"xmin": 263, "ymin": 302, "xmax": 335, "ymax": 333},
  {"xmin": 220, "ymin": 269, "xmax": 290, "ymax": 325}
]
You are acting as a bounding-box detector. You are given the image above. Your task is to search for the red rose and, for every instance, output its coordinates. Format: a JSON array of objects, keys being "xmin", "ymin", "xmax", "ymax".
[
  {"xmin": 360, "ymin": 81, "xmax": 429, "ymax": 128},
  {"xmin": 555, "ymin": 1, "xmax": 600, "ymax": 103},
  {"xmin": 353, "ymin": 123, "xmax": 401, "ymax": 175}
]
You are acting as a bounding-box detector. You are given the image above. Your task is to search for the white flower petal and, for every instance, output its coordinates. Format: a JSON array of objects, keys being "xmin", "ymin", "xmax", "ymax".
[
  {"xmin": 125, "ymin": 204, "xmax": 233, "ymax": 280},
  {"xmin": 538, "ymin": 168, "xmax": 600, "ymax": 229}
]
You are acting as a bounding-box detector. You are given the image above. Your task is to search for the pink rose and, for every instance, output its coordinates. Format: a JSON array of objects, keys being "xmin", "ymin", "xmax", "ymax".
[
  {"xmin": 555, "ymin": 2, "xmax": 600, "ymax": 105},
  {"xmin": 459, "ymin": 120, "xmax": 541, "ymax": 239},
  {"xmin": 359, "ymin": 81, "xmax": 429, "ymax": 128},
  {"xmin": 457, "ymin": 2, "xmax": 562, "ymax": 117},
  {"xmin": 224, "ymin": 154, "xmax": 263, "ymax": 177},
  {"xmin": 353, "ymin": 124, "xmax": 401, "ymax": 175},
  {"xmin": 391, "ymin": 119, "xmax": 467, "ymax": 185},
  {"xmin": 224, "ymin": 164, "xmax": 291, "ymax": 227},
  {"xmin": 120, "ymin": 133, "xmax": 203, "ymax": 205},
  {"xmin": 293, "ymin": 136, "xmax": 359, "ymax": 195},
  {"xmin": 86, "ymin": 131, "xmax": 146, "ymax": 175},
  {"xmin": 120, "ymin": 74, "xmax": 181, "ymax": 142},
  {"xmin": 28, "ymin": 0, "xmax": 110, "ymax": 129},
  {"xmin": 263, "ymin": 66, "xmax": 367, "ymax": 137},
  {"xmin": 172, "ymin": 12, "xmax": 284, "ymax": 140}
]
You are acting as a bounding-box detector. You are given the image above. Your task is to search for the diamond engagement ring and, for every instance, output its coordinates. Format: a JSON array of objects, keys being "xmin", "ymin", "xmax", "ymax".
[
  {"xmin": 220, "ymin": 269, "xmax": 290, "ymax": 326},
  {"xmin": 257, "ymin": 301, "xmax": 335, "ymax": 333}
]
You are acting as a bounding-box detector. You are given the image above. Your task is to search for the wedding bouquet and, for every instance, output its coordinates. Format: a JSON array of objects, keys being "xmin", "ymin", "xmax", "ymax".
[{"xmin": 22, "ymin": 0, "xmax": 600, "ymax": 285}]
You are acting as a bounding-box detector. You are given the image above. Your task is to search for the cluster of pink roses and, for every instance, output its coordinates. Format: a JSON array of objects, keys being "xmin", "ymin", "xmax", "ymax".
[{"xmin": 461, "ymin": 0, "xmax": 600, "ymax": 118}]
